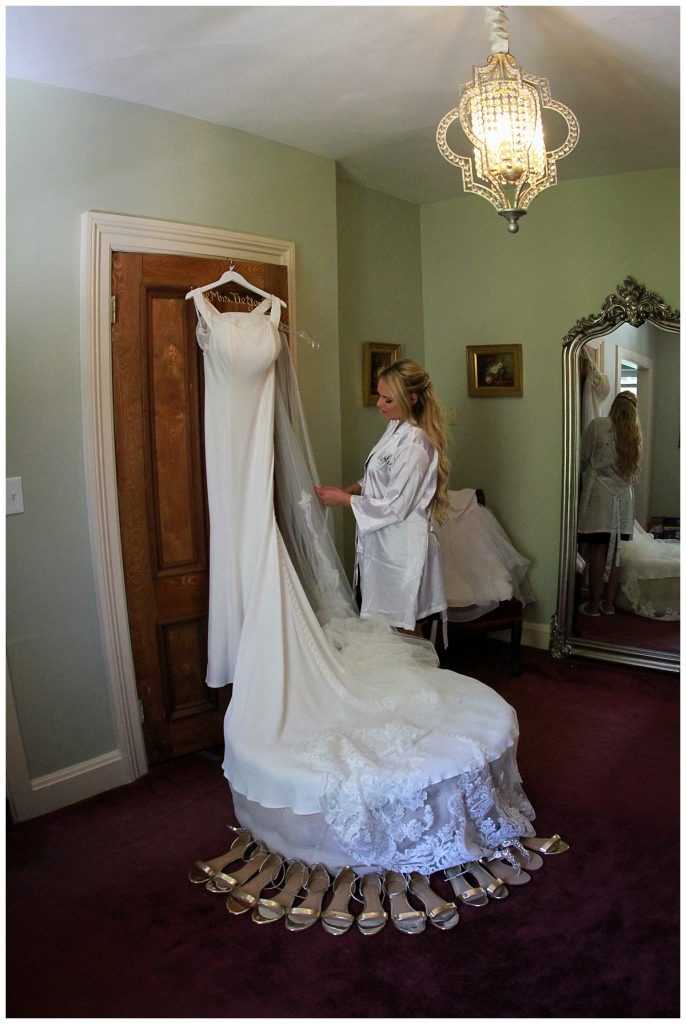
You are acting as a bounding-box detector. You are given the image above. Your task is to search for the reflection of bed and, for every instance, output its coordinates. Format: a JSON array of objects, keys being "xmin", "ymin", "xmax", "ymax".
[{"xmin": 617, "ymin": 522, "xmax": 680, "ymax": 620}]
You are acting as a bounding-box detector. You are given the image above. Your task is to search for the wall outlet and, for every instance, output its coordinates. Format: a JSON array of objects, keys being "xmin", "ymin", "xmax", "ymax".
[{"xmin": 6, "ymin": 477, "xmax": 24, "ymax": 515}]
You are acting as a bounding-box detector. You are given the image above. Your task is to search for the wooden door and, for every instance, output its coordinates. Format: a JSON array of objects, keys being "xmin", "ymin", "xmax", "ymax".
[{"xmin": 112, "ymin": 251, "xmax": 288, "ymax": 763}]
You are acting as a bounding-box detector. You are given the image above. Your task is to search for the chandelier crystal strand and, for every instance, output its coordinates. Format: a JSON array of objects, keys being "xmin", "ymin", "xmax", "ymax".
[{"xmin": 436, "ymin": 5, "xmax": 580, "ymax": 232}]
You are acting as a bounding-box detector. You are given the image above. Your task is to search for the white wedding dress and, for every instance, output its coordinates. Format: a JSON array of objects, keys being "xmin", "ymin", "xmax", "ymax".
[{"xmin": 191, "ymin": 289, "xmax": 535, "ymax": 873}]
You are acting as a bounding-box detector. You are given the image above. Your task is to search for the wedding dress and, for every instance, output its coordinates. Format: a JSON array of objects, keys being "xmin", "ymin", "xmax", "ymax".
[{"xmin": 190, "ymin": 288, "xmax": 535, "ymax": 873}]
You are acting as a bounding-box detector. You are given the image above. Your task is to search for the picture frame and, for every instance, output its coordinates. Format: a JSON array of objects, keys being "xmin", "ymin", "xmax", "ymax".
[
  {"xmin": 363, "ymin": 342, "xmax": 401, "ymax": 405},
  {"xmin": 466, "ymin": 344, "xmax": 523, "ymax": 398}
]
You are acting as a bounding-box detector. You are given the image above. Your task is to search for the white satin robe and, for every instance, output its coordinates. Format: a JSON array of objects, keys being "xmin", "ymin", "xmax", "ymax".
[
  {"xmin": 351, "ymin": 419, "xmax": 447, "ymax": 629},
  {"xmin": 578, "ymin": 416, "xmax": 635, "ymax": 580}
]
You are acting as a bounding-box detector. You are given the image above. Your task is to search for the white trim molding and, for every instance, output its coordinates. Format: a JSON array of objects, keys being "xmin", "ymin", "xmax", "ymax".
[
  {"xmin": 78, "ymin": 212, "xmax": 297, "ymax": 796},
  {"xmin": 521, "ymin": 620, "xmax": 551, "ymax": 651},
  {"xmin": 487, "ymin": 620, "xmax": 550, "ymax": 652},
  {"xmin": 28, "ymin": 751, "xmax": 131, "ymax": 820}
]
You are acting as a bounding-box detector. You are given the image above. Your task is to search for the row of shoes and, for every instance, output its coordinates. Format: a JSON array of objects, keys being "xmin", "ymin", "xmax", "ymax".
[{"xmin": 188, "ymin": 827, "xmax": 569, "ymax": 937}]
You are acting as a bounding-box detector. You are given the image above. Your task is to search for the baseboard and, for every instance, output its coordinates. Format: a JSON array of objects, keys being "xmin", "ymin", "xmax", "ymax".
[
  {"xmin": 25, "ymin": 750, "xmax": 134, "ymax": 820},
  {"xmin": 522, "ymin": 620, "xmax": 551, "ymax": 650},
  {"xmin": 488, "ymin": 620, "xmax": 551, "ymax": 651}
]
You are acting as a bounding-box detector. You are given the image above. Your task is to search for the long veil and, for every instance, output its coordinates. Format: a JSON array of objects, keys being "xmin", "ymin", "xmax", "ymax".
[{"xmin": 273, "ymin": 336, "xmax": 358, "ymax": 624}]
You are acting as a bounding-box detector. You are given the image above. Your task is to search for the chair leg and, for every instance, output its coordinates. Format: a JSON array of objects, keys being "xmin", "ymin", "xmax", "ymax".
[{"xmin": 510, "ymin": 620, "xmax": 523, "ymax": 676}]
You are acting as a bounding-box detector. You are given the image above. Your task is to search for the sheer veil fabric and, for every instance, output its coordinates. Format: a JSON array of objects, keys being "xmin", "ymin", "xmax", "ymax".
[{"xmin": 192, "ymin": 290, "xmax": 535, "ymax": 872}]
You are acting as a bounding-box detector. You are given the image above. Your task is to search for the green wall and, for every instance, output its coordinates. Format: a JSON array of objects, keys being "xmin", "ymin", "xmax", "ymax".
[
  {"xmin": 420, "ymin": 167, "xmax": 679, "ymax": 622},
  {"xmin": 6, "ymin": 79, "xmax": 342, "ymax": 777},
  {"xmin": 336, "ymin": 177, "xmax": 425, "ymax": 571}
]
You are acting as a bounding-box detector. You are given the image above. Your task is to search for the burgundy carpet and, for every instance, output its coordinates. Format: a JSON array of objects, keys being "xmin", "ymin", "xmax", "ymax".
[
  {"xmin": 576, "ymin": 603, "xmax": 679, "ymax": 654},
  {"xmin": 7, "ymin": 641, "xmax": 679, "ymax": 1018}
]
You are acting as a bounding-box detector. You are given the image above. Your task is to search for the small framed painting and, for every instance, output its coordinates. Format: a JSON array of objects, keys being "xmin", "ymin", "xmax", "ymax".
[
  {"xmin": 466, "ymin": 344, "xmax": 523, "ymax": 397},
  {"xmin": 363, "ymin": 342, "xmax": 401, "ymax": 405}
]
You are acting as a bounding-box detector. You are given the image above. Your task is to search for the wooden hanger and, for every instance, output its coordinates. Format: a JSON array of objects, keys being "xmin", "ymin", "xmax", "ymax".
[{"xmin": 185, "ymin": 263, "xmax": 287, "ymax": 309}]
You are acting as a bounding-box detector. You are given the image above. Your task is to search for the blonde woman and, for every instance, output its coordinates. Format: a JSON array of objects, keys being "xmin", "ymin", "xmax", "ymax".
[
  {"xmin": 578, "ymin": 390, "xmax": 642, "ymax": 615},
  {"xmin": 316, "ymin": 359, "xmax": 449, "ymax": 636}
]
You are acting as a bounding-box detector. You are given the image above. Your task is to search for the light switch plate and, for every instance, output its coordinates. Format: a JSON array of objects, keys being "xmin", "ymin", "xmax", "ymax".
[{"xmin": 6, "ymin": 477, "xmax": 24, "ymax": 515}]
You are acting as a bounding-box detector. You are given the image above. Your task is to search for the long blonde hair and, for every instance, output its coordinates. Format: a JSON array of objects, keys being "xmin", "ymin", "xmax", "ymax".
[
  {"xmin": 609, "ymin": 391, "xmax": 641, "ymax": 481},
  {"xmin": 377, "ymin": 359, "xmax": 450, "ymax": 523}
]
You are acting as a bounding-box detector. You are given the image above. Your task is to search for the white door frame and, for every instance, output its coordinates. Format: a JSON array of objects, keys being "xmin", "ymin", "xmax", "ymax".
[{"xmin": 80, "ymin": 212, "xmax": 296, "ymax": 782}]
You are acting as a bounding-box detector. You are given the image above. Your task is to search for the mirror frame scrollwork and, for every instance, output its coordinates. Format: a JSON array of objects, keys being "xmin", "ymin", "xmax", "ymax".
[{"xmin": 550, "ymin": 277, "xmax": 680, "ymax": 672}]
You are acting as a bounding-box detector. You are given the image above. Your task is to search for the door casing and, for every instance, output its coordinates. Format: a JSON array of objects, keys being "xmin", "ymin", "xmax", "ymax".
[{"xmin": 80, "ymin": 212, "xmax": 296, "ymax": 783}]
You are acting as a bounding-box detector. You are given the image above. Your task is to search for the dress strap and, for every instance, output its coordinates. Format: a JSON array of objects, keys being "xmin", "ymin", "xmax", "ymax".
[
  {"xmin": 189, "ymin": 287, "xmax": 210, "ymax": 317},
  {"xmin": 269, "ymin": 296, "xmax": 282, "ymax": 327},
  {"xmin": 251, "ymin": 294, "xmax": 282, "ymax": 327}
]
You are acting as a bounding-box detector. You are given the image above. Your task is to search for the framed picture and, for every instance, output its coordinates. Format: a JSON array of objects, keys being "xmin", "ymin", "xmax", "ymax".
[
  {"xmin": 363, "ymin": 342, "xmax": 401, "ymax": 405},
  {"xmin": 466, "ymin": 344, "xmax": 523, "ymax": 398}
]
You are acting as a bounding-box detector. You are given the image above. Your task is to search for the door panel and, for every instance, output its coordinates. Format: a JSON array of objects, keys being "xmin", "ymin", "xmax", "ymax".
[{"xmin": 111, "ymin": 251, "xmax": 288, "ymax": 763}]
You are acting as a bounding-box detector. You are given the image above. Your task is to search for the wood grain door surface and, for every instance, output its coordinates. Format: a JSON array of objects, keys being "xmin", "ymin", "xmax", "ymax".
[{"xmin": 111, "ymin": 251, "xmax": 288, "ymax": 763}]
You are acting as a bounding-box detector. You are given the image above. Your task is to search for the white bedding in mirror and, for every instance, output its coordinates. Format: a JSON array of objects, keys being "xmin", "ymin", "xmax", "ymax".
[{"xmin": 617, "ymin": 522, "xmax": 680, "ymax": 620}]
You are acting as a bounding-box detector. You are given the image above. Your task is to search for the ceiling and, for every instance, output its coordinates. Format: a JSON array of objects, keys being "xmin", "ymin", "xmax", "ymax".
[{"xmin": 6, "ymin": 5, "xmax": 680, "ymax": 204}]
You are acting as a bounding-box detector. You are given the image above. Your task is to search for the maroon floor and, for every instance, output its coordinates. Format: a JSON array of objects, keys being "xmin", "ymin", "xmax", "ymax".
[
  {"xmin": 575, "ymin": 601, "xmax": 679, "ymax": 654},
  {"xmin": 7, "ymin": 641, "xmax": 680, "ymax": 1018}
]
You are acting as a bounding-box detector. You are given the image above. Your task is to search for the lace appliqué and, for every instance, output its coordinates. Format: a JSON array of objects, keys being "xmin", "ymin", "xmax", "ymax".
[
  {"xmin": 620, "ymin": 569, "xmax": 680, "ymax": 620},
  {"xmin": 295, "ymin": 728, "xmax": 534, "ymax": 873}
]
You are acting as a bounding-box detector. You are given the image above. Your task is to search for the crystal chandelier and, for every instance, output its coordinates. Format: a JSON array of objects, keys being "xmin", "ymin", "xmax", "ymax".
[{"xmin": 436, "ymin": 6, "xmax": 580, "ymax": 233}]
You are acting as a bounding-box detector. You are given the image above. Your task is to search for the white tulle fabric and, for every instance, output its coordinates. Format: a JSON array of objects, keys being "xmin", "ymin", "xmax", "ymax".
[
  {"xmin": 617, "ymin": 522, "xmax": 680, "ymax": 620},
  {"xmin": 192, "ymin": 291, "xmax": 535, "ymax": 872},
  {"xmin": 436, "ymin": 489, "xmax": 535, "ymax": 622}
]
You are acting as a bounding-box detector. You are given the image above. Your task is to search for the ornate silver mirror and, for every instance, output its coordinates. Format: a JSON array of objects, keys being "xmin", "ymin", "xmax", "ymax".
[{"xmin": 551, "ymin": 277, "xmax": 680, "ymax": 672}]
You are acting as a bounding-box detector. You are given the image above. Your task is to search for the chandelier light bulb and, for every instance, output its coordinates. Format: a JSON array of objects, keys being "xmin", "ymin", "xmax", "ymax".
[{"xmin": 437, "ymin": 6, "xmax": 580, "ymax": 232}]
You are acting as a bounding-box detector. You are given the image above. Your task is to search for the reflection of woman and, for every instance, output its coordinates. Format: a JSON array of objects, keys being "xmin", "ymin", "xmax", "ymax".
[
  {"xmin": 578, "ymin": 391, "xmax": 642, "ymax": 615},
  {"xmin": 315, "ymin": 359, "xmax": 449, "ymax": 636}
]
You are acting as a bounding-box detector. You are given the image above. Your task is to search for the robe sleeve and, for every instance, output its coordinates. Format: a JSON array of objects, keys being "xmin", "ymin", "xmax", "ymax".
[{"xmin": 350, "ymin": 441, "xmax": 432, "ymax": 535}]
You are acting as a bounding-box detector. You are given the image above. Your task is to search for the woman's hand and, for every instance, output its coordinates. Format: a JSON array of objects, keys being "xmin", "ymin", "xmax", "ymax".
[{"xmin": 314, "ymin": 485, "xmax": 352, "ymax": 509}]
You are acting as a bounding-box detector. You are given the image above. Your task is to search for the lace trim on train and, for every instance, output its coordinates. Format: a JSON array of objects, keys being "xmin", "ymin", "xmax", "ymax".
[
  {"xmin": 295, "ymin": 736, "xmax": 534, "ymax": 873},
  {"xmin": 620, "ymin": 569, "xmax": 680, "ymax": 620}
]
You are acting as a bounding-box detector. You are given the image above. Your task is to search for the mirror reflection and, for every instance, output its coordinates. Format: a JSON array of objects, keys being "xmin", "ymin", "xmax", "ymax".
[{"xmin": 552, "ymin": 277, "xmax": 679, "ymax": 672}]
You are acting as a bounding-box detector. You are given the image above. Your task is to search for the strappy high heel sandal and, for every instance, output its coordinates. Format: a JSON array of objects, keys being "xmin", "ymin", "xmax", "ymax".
[
  {"xmin": 225, "ymin": 852, "xmax": 283, "ymax": 915},
  {"xmin": 285, "ymin": 864, "xmax": 330, "ymax": 932},
  {"xmin": 356, "ymin": 873, "xmax": 388, "ymax": 936},
  {"xmin": 462, "ymin": 861, "xmax": 508, "ymax": 900},
  {"xmin": 206, "ymin": 841, "xmax": 269, "ymax": 892},
  {"xmin": 321, "ymin": 867, "xmax": 357, "ymax": 936},
  {"xmin": 251, "ymin": 860, "xmax": 308, "ymax": 925},
  {"xmin": 444, "ymin": 866, "xmax": 488, "ymax": 907},
  {"xmin": 384, "ymin": 871, "xmax": 426, "ymax": 934},
  {"xmin": 408, "ymin": 872, "xmax": 460, "ymax": 930},
  {"xmin": 187, "ymin": 827, "xmax": 253, "ymax": 884},
  {"xmin": 522, "ymin": 834, "xmax": 570, "ymax": 856}
]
